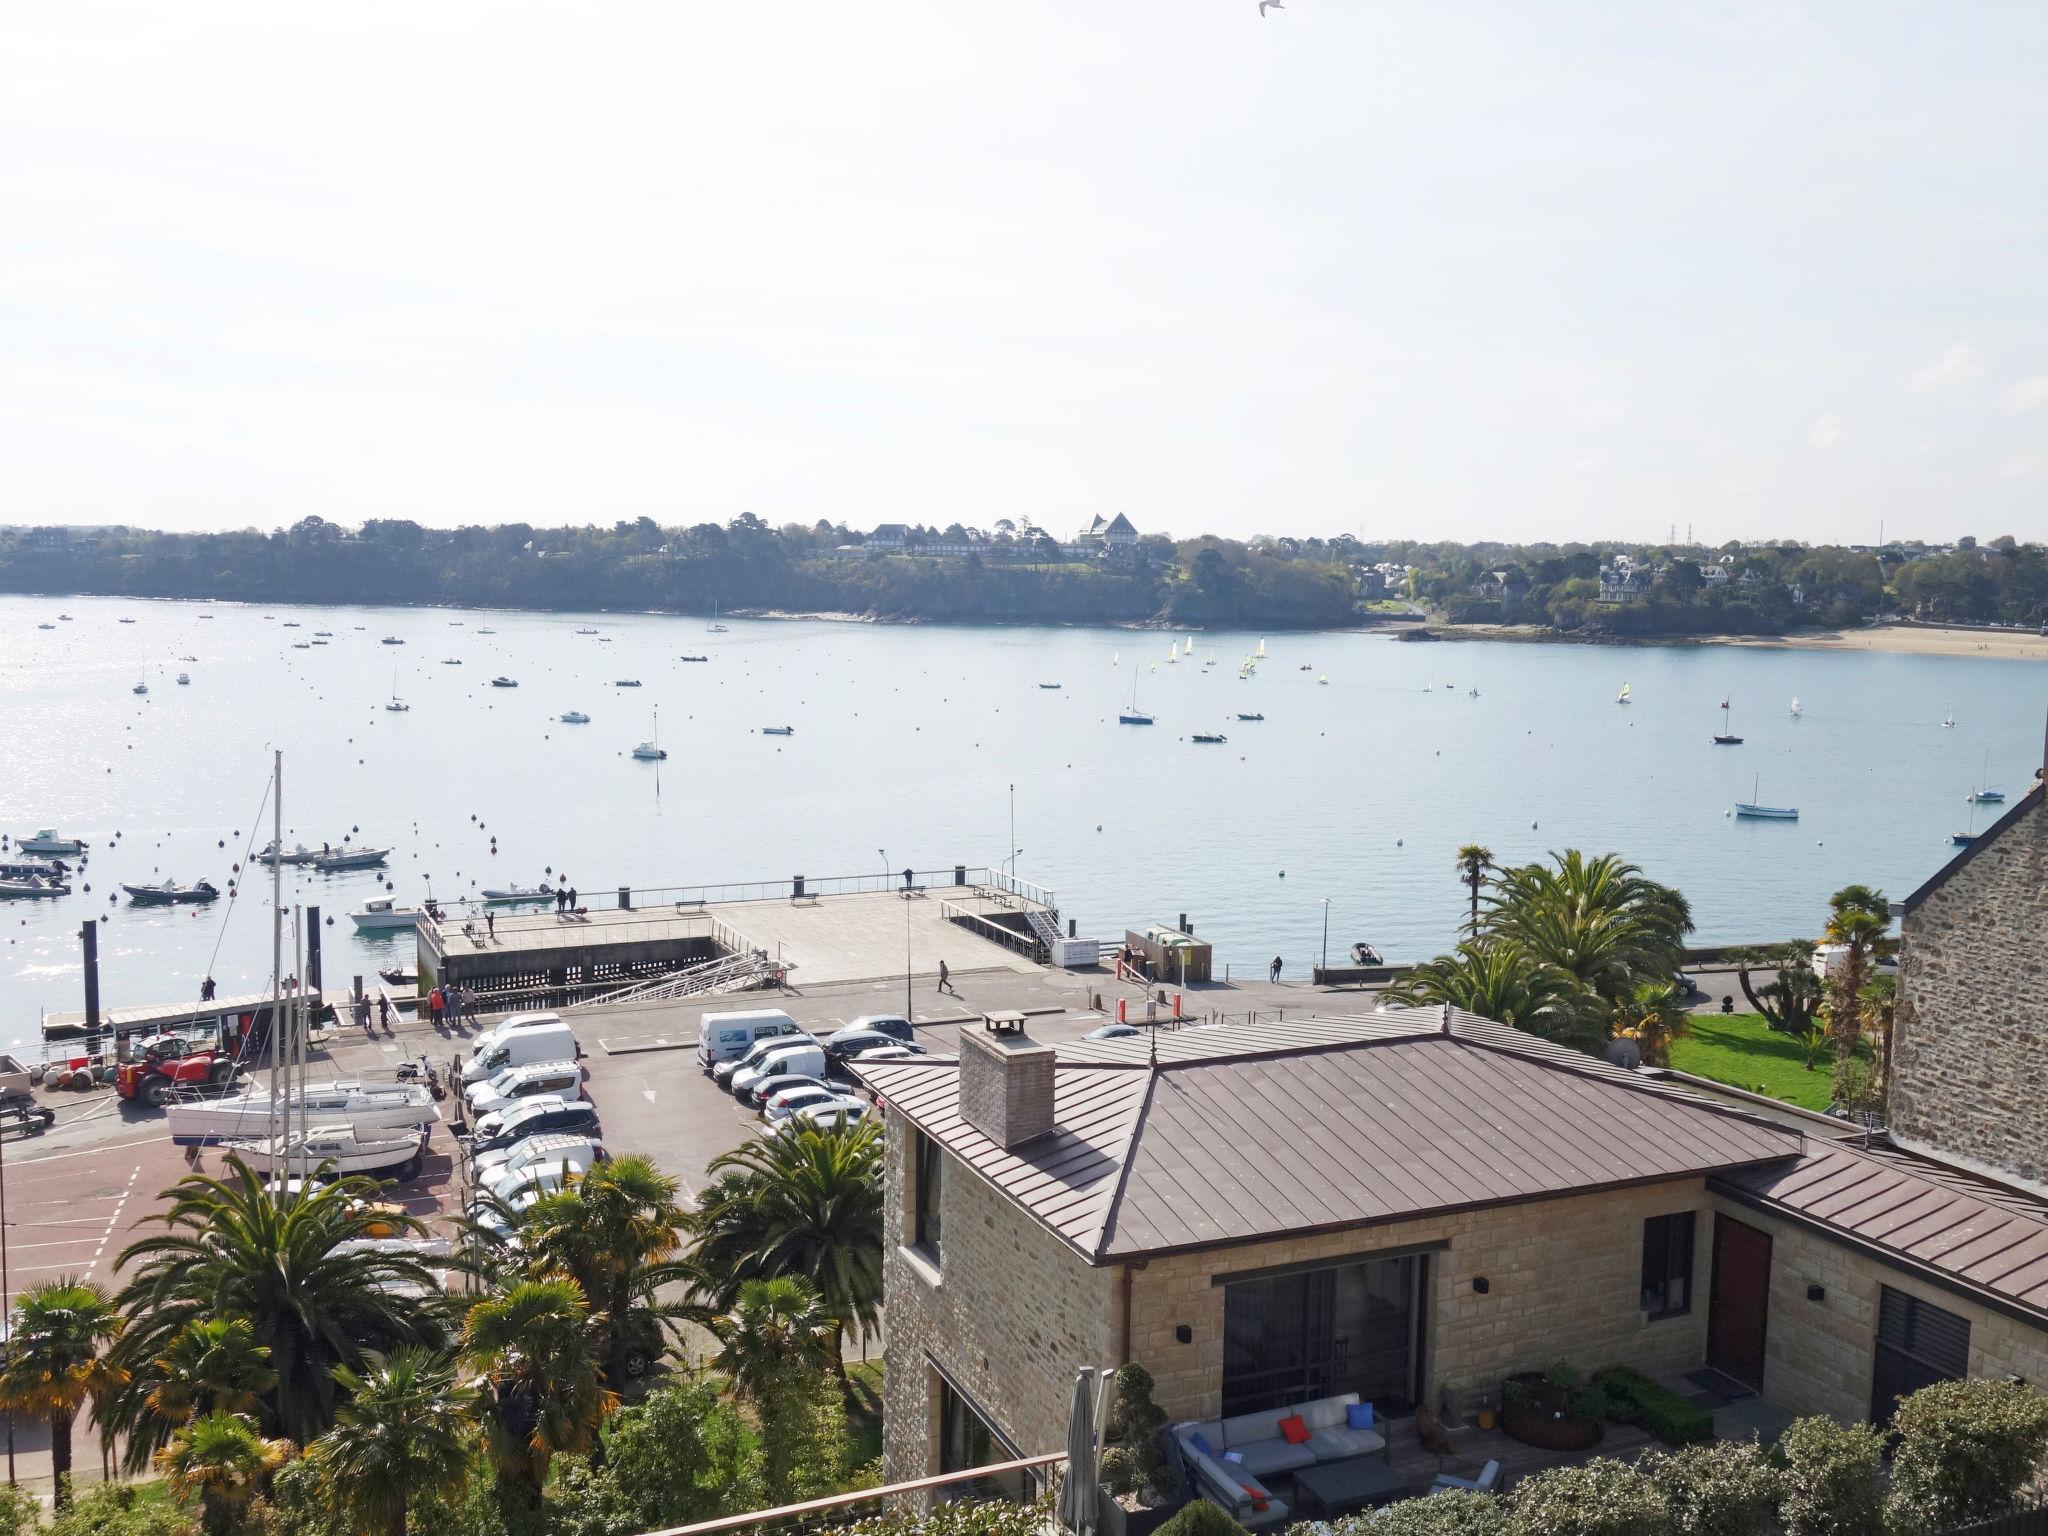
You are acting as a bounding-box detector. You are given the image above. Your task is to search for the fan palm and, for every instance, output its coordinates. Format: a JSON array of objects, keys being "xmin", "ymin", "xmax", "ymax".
[
  {"xmin": 112, "ymin": 1155, "xmax": 448, "ymax": 1444},
  {"xmin": 1384, "ymin": 939, "xmax": 1595, "ymax": 1049},
  {"xmin": 1822, "ymin": 885, "xmax": 1890, "ymax": 1053},
  {"xmin": 108, "ymin": 1316, "xmax": 279, "ymax": 1475},
  {"xmin": 0, "ymin": 1278, "xmax": 123, "ymax": 1506},
  {"xmin": 1453, "ymin": 845, "xmax": 1493, "ymax": 934},
  {"xmin": 711, "ymin": 1278, "xmax": 833, "ymax": 1401},
  {"xmin": 690, "ymin": 1118, "xmax": 883, "ymax": 1377},
  {"xmin": 461, "ymin": 1279, "xmax": 615, "ymax": 1499},
  {"xmin": 1610, "ymin": 980, "xmax": 1692, "ymax": 1067},
  {"xmin": 310, "ymin": 1348, "xmax": 478, "ymax": 1536},
  {"xmin": 1484, "ymin": 849, "xmax": 1692, "ymax": 1003},
  {"xmin": 156, "ymin": 1411, "xmax": 290, "ymax": 1536}
]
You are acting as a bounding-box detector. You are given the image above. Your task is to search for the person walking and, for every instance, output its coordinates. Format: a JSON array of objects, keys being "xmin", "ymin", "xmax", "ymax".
[
  {"xmin": 377, "ymin": 993, "xmax": 391, "ymax": 1031},
  {"xmin": 428, "ymin": 986, "xmax": 443, "ymax": 1026},
  {"xmin": 1269, "ymin": 955, "xmax": 1283, "ymax": 984},
  {"xmin": 937, "ymin": 958, "xmax": 951, "ymax": 995}
]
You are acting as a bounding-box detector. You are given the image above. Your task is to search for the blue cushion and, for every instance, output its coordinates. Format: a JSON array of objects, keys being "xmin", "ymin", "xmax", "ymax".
[
  {"xmin": 1346, "ymin": 1402, "xmax": 1375, "ymax": 1430},
  {"xmin": 1189, "ymin": 1432, "xmax": 1216, "ymax": 1458}
]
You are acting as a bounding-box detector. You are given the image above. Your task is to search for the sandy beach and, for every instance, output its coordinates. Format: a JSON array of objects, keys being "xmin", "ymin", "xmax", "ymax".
[{"xmin": 1731, "ymin": 624, "xmax": 2048, "ymax": 662}]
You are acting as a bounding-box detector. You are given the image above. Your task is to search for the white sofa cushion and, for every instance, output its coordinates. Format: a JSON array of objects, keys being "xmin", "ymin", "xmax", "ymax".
[
  {"xmin": 1234, "ymin": 1439, "xmax": 1318, "ymax": 1477},
  {"xmin": 1298, "ymin": 1393, "xmax": 1362, "ymax": 1432},
  {"xmin": 1308, "ymin": 1425, "xmax": 1386, "ymax": 1461},
  {"xmin": 1219, "ymin": 1406, "xmax": 1289, "ymax": 1447}
]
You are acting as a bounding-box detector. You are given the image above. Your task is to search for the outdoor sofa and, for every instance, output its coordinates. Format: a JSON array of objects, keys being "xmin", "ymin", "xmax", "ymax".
[{"xmin": 1171, "ymin": 1393, "xmax": 1388, "ymax": 1528}]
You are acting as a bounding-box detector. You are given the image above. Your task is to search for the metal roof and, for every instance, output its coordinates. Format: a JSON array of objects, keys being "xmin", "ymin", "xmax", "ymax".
[
  {"xmin": 1901, "ymin": 781, "xmax": 2043, "ymax": 914},
  {"xmin": 858, "ymin": 1006, "xmax": 1803, "ymax": 1263},
  {"xmin": 1714, "ymin": 1138, "xmax": 2048, "ymax": 1321}
]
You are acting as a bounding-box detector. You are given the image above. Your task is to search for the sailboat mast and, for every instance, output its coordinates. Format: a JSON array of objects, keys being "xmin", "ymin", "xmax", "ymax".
[{"xmin": 269, "ymin": 750, "xmax": 282, "ymax": 1154}]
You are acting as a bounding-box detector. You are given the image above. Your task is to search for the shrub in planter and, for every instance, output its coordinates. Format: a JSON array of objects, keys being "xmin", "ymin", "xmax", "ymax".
[
  {"xmin": 1322, "ymin": 1490, "xmax": 1509, "ymax": 1536},
  {"xmin": 1592, "ymin": 1368, "xmax": 1714, "ymax": 1446},
  {"xmin": 1499, "ymin": 1367, "xmax": 1607, "ymax": 1452},
  {"xmin": 1642, "ymin": 1442, "xmax": 1781, "ymax": 1536},
  {"xmin": 1776, "ymin": 1417, "xmax": 1884, "ymax": 1536},
  {"xmin": 1103, "ymin": 1365, "xmax": 1171, "ymax": 1501},
  {"xmin": 1506, "ymin": 1458, "xmax": 1668, "ymax": 1536},
  {"xmin": 1154, "ymin": 1499, "xmax": 1246, "ymax": 1536},
  {"xmin": 1885, "ymin": 1377, "xmax": 2048, "ymax": 1535}
]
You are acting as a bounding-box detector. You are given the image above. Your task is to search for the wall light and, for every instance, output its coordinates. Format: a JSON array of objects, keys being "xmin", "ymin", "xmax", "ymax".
[
  {"xmin": 1806, "ymin": 1284, "xmax": 1826, "ymax": 1302},
  {"xmin": 1472, "ymin": 1277, "xmax": 1491, "ymax": 1295},
  {"xmin": 1174, "ymin": 1324, "xmax": 1193, "ymax": 1345}
]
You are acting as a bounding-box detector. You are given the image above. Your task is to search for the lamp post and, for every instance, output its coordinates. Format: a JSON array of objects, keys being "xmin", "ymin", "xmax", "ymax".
[
  {"xmin": 1320, "ymin": 898, "xmax": 1331, "ymax": 973},
  {"xmin": 883, "ymin": 849, "xmax": 911, "ymax": 1017}
]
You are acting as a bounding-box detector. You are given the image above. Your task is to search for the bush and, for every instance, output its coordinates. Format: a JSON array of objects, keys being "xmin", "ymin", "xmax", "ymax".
[
  {"xmin": 1830, "ymin": 1056, "xmax": 1884, "ymax": 1117},
  {"xmin": 46, "ymin": 1485, "xmax": 195, "ymax": 1536},
  {"xmin": 842, "ymin": 1495, "xmax": 1054, "ymax": 1536},
  {"xmin": 1776, "ymin": 1417, "xmax": 1885, "ymax": 1536},
  {"xmin": 1506, "ymin": 1458, "xmax": 1668, "ymax": 1536},
  {"xmin": 1104, "ymin": 1364, "xmax": 1170, "ymax": 1499},
  {"xmin": 1593, "ymin": 1367, "xmax": 1714, "ymax": 1445},
  {"xmin": 1886, "ymin": 1378, "xmax": 2048, "ymax": 1534},
  {"xmin": 1642, "ymin": 1442, "xmax": 1781, "ymax": 1536},
  {"xmin": 1318, "ymin": 1490, "xmax": 1510, "ymax": 1536},
  {"xmin": 1155, "ymin": 1500, "xmax": 1249, "ymax": 1536}
]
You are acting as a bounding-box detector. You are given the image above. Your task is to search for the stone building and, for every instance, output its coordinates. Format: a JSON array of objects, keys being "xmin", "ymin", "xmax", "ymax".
[
  {"xmin": 858, "ymin": 1009, "xmax": 2048, "ymax": 1491},
  {"xmin": 1889, "ymin": 735, "xmax": 2048, "ymax": 1184}
]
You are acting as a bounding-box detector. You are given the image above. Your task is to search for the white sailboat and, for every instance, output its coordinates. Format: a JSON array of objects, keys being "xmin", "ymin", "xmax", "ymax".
[
  {"xmin": 1790, "ymin": 696, "xmax": 1801, "ymax": 718},
  {"xmin": 707, "ymin": 600, "xmax": 729, "ymax": 634},
  {"xmin": 166, "ymin": 1080, "xmax": 439, "ymax": 1145},
  {"xmin": 1617, "ymin": 682, "xmax": 1631, "ymax": 705},
  {"xmin": 386, "ymin": 668, "xmax": 409, "ymax": 713},
  {"xmin": 1942, "ymin": 705, "xmax": 1956, "ymax": 728},
  {"xmin": 1255, "ymin": 638, "xmax": 1267, "ymax": 659},
  {"xmin": 1118, "ymin": 667, "xmax": 1154, "ymax": 726},
  {"xmin": 223, "ymin": 1122, "xmax": 429, "ymax": 1179},
  {"xmin": 1734, "ymin": 775, "xmax": 1799, "ymax": 820}
]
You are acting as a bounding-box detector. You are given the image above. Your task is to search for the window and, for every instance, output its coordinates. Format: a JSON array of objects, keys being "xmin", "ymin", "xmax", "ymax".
[
  {"xmin": 1221, "ymin": 1254, "xmax": 1426, "ymax": 1417},
  {"xmin": 937, "ymin": 1374, "xmax": 1032, "ymax": 1502},
  {"xmin": 1873, "ymin": 1287, "xmax": 1970, "ymax": 1424},
  {"xmin": 914, "ymin": 1129, "xmax": 945, "ymax": 1263},
  {"xmin": 1641, "ymin": 1212, "xmax": 1696, "ymax": 1318}
]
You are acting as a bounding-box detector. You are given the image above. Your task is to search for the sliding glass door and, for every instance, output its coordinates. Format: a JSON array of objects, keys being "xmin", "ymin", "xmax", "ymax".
[{"xmin": 1221, "ymin": 1254, "xmax": 1425, "ymax": 1417}]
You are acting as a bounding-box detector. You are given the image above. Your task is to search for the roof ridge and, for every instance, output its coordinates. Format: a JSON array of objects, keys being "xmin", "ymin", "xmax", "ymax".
[{"xmin": 1091, "ymin": 1065, "xmax": 1163, "ymax": 1262}]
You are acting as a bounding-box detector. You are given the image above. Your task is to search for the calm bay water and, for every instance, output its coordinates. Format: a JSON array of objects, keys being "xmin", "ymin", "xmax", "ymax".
[{"xmin": 3, "ymin": 592, "xmax": 2044, "ymax": 1033}]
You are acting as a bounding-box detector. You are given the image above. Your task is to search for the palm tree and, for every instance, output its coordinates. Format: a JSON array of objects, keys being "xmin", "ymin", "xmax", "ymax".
[
  {"xmin": 1484, "ymin": 850, "xmax": 1693, "ymax": 1004},
  {"xmin": 1454, "ymin": 845, "xmax": 1493, "ymax": 934},
  {"xmin": 507, "ymin": 1155, "xmax": 694, "ymax": 1382},
  {"xmin": 1822, "ymin": 885, "xmax": 1889, "ymax": 1055},
  {"xmin": 690, "ymin": 1118, "xmax": 883, "ymax": 1378},
  {"xmin": 155, "ymin": 1411, "xmax": 289, "ymax": 1536},
  {"xmin": 0, "ymin": 1277, "xmax": 123, "ymax": 1505},
  {"xmin": 1385, "ymin": 939, "xmax": 1596, "ymax": 1050},
  {"xmin": 711, "ymin": 1278, "xmax": 832, "ymax": 1401},
  {"xmin": 107, "ymin": 1316, "xmax": 278, "ymax": 1475},
  {"xmin": 1610, "ymin": 981, "xmax": 1691, "ymax": 1067},
  {"xmin": 309, "ymin": 1349, "xmax": 478, "ymax": 1536},
  {"xmin": 461, "ymin": 1279, "xmax": 615, "ymax": 1500},
  {"xmin": 113, "ymin": 1155, "xmax": 448, "ymax": 1444},
  {"xmin": 1734, "ymin": 942, "xmax": 1824, "ymax": 1037}
]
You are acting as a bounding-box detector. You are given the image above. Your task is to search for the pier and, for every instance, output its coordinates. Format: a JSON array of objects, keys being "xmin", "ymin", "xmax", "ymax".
[{"xmin": 417, "ymin": 865, "xmax": 1062, "ymax": 1002}]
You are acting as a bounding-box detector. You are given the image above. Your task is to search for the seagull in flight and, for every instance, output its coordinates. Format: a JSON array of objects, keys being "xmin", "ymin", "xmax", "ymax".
[{"xmin": 1259, "ymin": 0, "xmax": 1283, "ymax": 12}]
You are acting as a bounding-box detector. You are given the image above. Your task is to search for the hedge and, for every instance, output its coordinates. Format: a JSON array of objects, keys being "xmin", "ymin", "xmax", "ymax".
[{"xmin": 1592, "ymin": 1366, "xmax": 1714, "ymax": 1446}]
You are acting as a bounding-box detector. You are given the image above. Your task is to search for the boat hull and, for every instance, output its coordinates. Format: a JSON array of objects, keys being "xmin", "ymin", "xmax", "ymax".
[
  {"xmin": 1118, "ymin": 715, "xmax": 1154, "ymax": 726},
  {"xmin": 124, "ymin": 884, "xmax": 218, "ymax": 904},
  {"xmin": 1733, "ymin": 804, "xmax": 1799, "ymax": 820},
  {"xmin": 166, "ymin": 1087, "xmax": 439, "ymax": 1146},
  {"xmin": 225, "ymin": 1125, "xmax": 429, "ymax": 1176},
  {"xmin": 350, "ymin": 911, "xmax": 422, "ymax": 932}
]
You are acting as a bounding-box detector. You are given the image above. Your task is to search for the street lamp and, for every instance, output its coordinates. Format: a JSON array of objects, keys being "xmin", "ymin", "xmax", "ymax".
[
  {"xmin": 883, "ymin": 849, "xmax": 911, "ymax": 1017},
  {"xmin": 1320, "ymin": 898, "xmax": 1331, "ymax": 973}
]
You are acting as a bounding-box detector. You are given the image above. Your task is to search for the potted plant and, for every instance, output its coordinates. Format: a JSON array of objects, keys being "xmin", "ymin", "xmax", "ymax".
[
  {"xmin": 1500, "ymin": 1363, "xmax": 1611, "ymax": 1452},
  {"xmin": 1098, "ymin": 1365, "xmax": 1176, "ymax": 1536}
]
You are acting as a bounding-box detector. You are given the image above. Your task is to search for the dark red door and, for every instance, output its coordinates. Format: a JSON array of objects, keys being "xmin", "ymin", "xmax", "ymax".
[{"xmin": 1708, "ymin": 1216, "xmax": 1772, "ymax": 1390}]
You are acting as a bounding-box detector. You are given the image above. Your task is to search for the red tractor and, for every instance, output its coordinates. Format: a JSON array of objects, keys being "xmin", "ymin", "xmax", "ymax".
[{"xmin": 116, "ymin": 1032, "xmax": 236, "ymax": 1107}]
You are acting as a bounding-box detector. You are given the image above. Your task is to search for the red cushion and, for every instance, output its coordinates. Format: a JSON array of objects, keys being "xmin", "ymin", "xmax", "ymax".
[
  {"xmin": 1278, "ymin": 1414, "xmax": 1311, "ymax": 1445},
  {"xmin": 1240, "ymin": 1478, "xmax": 1270, "ymax": 1512}
]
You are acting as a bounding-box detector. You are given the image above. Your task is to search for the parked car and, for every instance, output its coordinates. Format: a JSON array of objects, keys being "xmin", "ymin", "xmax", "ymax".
[
  {"xmin": 477, "ymin": 1144, "xmax": 598, "ymax": 1204},
  {"xmin": 761, "ymin": 1086, "xmax": 856, "ymax": 1123},
  {"xmin": 731, "ymin": 1042, "xmax": 829, "ymax": 1101},
  {"xmin": 1086, "ymin": 1023, "xmax": 1142, "ymax": 1040},
  {"xmin": 823, "ymin": 1018, "xmax": 914, "ymax": 1058},
  {"xmin": 697, "ymin": 1009, "xmax": 801, "ymax": 1071},
  {"xmin": 823, "ymin": 1028, "xmax": 922, "ymax": 1064},
  {"xmin": 849, "ymin": 1044, "xmax": 921, "ymax": 1064},
  {"xmin": 714, "ymin": 1030, "xmax": 817, "ymax": 1087},
  {"xmin": 760, "ymin": 1100, "xmax": 869, "ymax": 1136},
  {"xmin": 743, "ymin": 1071, "xmax": 831, "ymax": 1109},
  {"xmin": 471, "ymin": 1132, "xmax": 604, "ymax": 1185},
  {"xmin": 461, "ymin": 1020, "xmax": 578, "ymax": 1084},
  {"xmin": 465, "ymin": 1098, "xmax": 600, "ymax": 1157},
  {"xmin": 465, "ymin": 1059, "xmax": 582, "ymax": 1117}
]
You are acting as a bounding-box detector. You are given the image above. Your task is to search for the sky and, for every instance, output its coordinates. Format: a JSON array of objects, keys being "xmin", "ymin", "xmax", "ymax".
[{"xmin": 2, "ymin": 2, "xmax": 2045, "ymax": 547}]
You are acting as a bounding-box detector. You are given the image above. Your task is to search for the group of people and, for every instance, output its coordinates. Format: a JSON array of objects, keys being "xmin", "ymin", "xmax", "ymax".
[
  {"xmin": 352, "ymin": 992, "xmax": 395, "ymax": 1033},
  {"xmin": 553, "ymin": 882, "xmax": 579, "ymax": 914},
  {"xmin": 427, "ymin": 982, "xmax": 476, "ymax": 1026}
]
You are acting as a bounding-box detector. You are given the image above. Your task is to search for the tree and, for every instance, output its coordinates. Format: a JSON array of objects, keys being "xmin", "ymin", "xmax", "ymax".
[
  {"xmin": 309, "ymin": 1348, "xmax": 478, "ymax": 1536},
  {"xmin": 1453, "ymin": 845, "xmax": 1492, "ymax": 934},
  {"xmin": 1821, "ymin": 885, "xmax": 1888, "ymax": 1055},
  {"xmin": 1611, "ymin": 981, "xmax": 1691, "ymax": 1067},
  {"xmin": 1484, "ymin": 850, "xmax": 1693, "ymax": 1005},
  {"xmin": 689, "ymin": 1119, "xmax": 883, "ymax": 1379},
  {"xmin": 461, "ymin": 1278, "xmax": 615, "ymax": 1500},
  {"xmin": 1735, "ymin": 944, "xmax": 1823, "ymax": 1037},
  {"xmin": 711, "ymin": 1278, "xmax": 832, "ymax": 1401},
  {"xmin": 113, "ymin": 1156, "xmax": 447, "ymax": 1444},
  {"xmin": 1385, "ymin": 940, "xmax": 1592, "ymax": 1049},
  {"xmin": 0, "ymin": 1278, "xmax": 123, "ymax": 1506},
  {"xmin": 155, "ymin": 1411, "xmax": 289, "ymax": 1536},
  {"xmin": 112, "ymin": 1316, "xmax": 278, "ymax": 1475},
  {"xmin": 1886, "ymin": 1378, "xmax": 2048, "ymax": 1534}
]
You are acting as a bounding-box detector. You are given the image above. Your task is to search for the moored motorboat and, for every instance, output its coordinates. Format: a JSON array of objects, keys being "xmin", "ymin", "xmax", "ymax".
[
  {"xmin": 350, "ymin": 897, "xmax": 424, "ymax": 932},
  {"xmin": 17, "ymin": 830, "xmax": 87, "ymax": 855},
  {"xmin": 0, "ymin": 876, "xmax": 70, "ymax": 899},
  {"xmin": 615, "ymin": 679, "xmax": 642, "ymax": 687},
  {"xmin": 1236, "ymin": 713, "xmax": 1265, "ymax": 722},
  {"xmin": 133, "ymin": 681, "xmax": 149, "ymax": 695},
  {"xmin": 1190, "ymin": 733, "xmax": 1227, "ymax": 744},
  {"xmin": 482, "ymin": 884, "xmax": 555, "ymax": 904},
  {"xmin": 256, "ymin": 840, "xmax": 324, "ymax": 866},
  {"xmin": 1038, "ymin": 682, "xmax": 1062, "ymax": 690},
  {"xmin": 559, "ymin": 711, "xmax": 591, "ymax": 724},
  {"xmin": 166, "ymin": 1080, "xmax": 439, "ymax": 1145},
  {"xmin": 313, "ymin": 846, "xmax": 390, "ymax": 872},
  {"xmin": 381, "ymin": 636, "xmax": 404, "ymax": 645},
  {"xmin": 123, "ymin": 879, "xmax": 221, "ymax": 904},
  {"xmin": 678, "ymin": 655, "xmax": 709, "ymax": 662},
  {"xmin": 761, "ymin": 725, "xmax": 795, "ymax": 736},
  {"xmin": 221, "ymin": 1122, "xmax": 430, "ymax": 1179},
  {"xmin": 490, "ymin": 676, "xmax": 518, "ymax": 688},
  {"xmin": 1350, "ymin": 942, "xmax": 1385, "ymax": 967},
  {"xmin": 177, "ymin": 672, "xmax": 191, "ymax": 684},
  {"xmin": 632, "ymin": 741, "xmax": 667, "ymax": 760}
]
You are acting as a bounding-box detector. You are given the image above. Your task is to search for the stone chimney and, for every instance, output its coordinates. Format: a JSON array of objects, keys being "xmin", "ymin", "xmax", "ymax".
[{"xmin": 958, "ymin": 1025, "xmax": 1056, "ymax": 1149}]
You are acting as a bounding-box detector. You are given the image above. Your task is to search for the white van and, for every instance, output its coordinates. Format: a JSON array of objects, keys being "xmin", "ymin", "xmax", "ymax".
[
  {"xmin": 465, "ymin": 1059, "xmax": 583, "ymax": 1116},
  {"xmin": 463, "ymin": 1021, "xmax": 578, "ymax": 1084},
  {"xmin": 467, "ymin": 1011, "xmax": 564, "ymax": 1063},
  {"xmin": 730, "ymin": 1042, "xmax": 829, "ymax": 1100},
  {"xmin": 697, "ymin": 1008, "xmax": 801, "ymax": 1070}
]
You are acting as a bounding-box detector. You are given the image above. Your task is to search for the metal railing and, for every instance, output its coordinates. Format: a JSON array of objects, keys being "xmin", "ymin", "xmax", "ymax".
[
  {"xmin": 647, "ymin": 1453, "xmax": 1064, "ymax": 1536},
  {"xmin": 939, "ymin": 897, "xmax": 1044, "ymax": 961},
  {"xmin": 989, "ymin": 870, "xmax": 1058, "ymax": 913},
  {"xmin": 566, "ymin": 950, "xmax": 785, "ymax": 1011}
]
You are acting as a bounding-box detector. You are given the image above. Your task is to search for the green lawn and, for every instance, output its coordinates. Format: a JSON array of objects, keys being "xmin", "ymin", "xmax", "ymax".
[
  {"xmin": 846, "ymin": 1358, "xmax": 885, "ymax": 1470},
  {"xmin": 1667, "ymin": 1011, "xmax": 1865, "ymax": 1111}
]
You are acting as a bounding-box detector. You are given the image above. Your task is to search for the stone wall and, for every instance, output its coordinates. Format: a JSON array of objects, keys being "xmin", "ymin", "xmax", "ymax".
[
  {"xmin": 879, "ymin": 1115, "xmax": 1117, "ymax": 1485},
  {"xmin": 1891, "ymin": 791, "xmax": 2048, "ymax": 1183},
  {"xmin": 1131, "ymin": 1181, "xmax": 1715, "ymax": 1424},
  {"xmin": 1709, "ymin": 1196, "xmax": 2048, "ymax": 1423}
]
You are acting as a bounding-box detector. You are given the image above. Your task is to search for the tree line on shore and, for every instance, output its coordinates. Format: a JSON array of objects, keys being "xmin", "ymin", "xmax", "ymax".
[{"xmin": 5, "ymin": 517, "xmax": 2043, "ymax": 634}]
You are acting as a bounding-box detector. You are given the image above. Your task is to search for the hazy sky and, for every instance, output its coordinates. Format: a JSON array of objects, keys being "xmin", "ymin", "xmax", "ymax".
[{"xmin": 4, "ymin": 3, "xmax": 2045, "ymax": 545}]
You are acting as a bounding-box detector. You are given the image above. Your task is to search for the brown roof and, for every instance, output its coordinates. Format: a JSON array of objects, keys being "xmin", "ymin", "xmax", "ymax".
[
  {"xmin": 856, "ymin": 1006, "xmax": 1803, "ymax": 1263},
  {"xmin": 1714, "ymin": 1138, "xmax": 2048, "ymax": 1322},
  {"xmin": 1901, "ymin": 781, "xmax": 2043, "ymax": 914}
]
